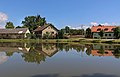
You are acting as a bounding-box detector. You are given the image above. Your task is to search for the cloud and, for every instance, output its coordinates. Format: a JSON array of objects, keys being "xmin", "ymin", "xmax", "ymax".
[
  {"xmin": 101, "ymin": 23, "xmax": 110, "ymax": 25},
  {"xmin": 0, "ymin": 12, "xmax": 8, "ymax": 28},
  {"xmin": 65, "ymin": 25, "xmax": 90, "ymax": 30},
  {"xmin": 90, "ymin": 22, "xmax": 113, "ymax": 26},
  {"xmin": 90, "ymin": 22, "xmax": 98, "ymax": 26},
  {"xmin": 0, "ymin": 52, "xmax": 8, "ymax": 64}
]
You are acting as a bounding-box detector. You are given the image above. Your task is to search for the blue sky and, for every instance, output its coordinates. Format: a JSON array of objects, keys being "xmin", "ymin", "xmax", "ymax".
[{"xmin": 0, "ymin": 0, "xmax": 120, "ymax": 29}]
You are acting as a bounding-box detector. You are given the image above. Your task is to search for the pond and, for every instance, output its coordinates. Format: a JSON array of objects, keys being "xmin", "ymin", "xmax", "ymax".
[{"xmin": 0, "ymin": 42, "xmax": 120, "ymax": 77}]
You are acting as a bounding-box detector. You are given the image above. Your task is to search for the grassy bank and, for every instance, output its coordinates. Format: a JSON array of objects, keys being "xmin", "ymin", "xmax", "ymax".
[{"xmin": 0, "ymin": 38, "xmax": 120, "ymax": 44}]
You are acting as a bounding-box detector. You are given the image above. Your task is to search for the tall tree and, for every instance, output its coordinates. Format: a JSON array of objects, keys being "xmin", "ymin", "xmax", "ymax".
[
  {"xmin": 5, "ymin": 22, "xmax": 15, "ymax": 29},
  {"xmin": 114, "ymin": 27, "xmax": 120, "ymax": 39},
  {"xmin": 16, "ymin": 26, "xmax": 22, "ymax": 28},
  {"xmin": 99, "ymin": 30, "xmax": 104, "ymax": 38},
  {"xmin": 65, "ymin": 26, "xmax": 70, "ymax": 33},
  {"xmin": 85, "ymin": 28, "xmax": 92, "ymax": 38},
  {"xmin": 22, "ymin": 15, "xmax": 46, "ymax": 32}
]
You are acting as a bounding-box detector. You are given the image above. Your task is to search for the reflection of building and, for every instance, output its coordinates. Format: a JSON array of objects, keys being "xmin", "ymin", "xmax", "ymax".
[
  {"xmin": 34, "ymin": 43, "xmax": 58, "ymax": 57},
  {"xmin": 22, "ymin": 43, "xmax": 58, "ymax": 64},
  {"xmin": 42, "ymin": 44, "xmax": 58, "ymax": 57},
  {"xmin": 91, "ymin": 50, "xmax": 113, "ymax": 56},
  {"xmin": 91, "ymin": 44, "xmax": 115, "ymax": 56},
  {"xmin": 0, "ymin": 43, "xmax": 30, "ymax": 53}
]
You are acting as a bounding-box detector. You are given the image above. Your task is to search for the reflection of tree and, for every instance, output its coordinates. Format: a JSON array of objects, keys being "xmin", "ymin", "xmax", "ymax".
[
  {"xmin": 22, "ymin": 47, "xmax": 46, "ymax": 64},
  {"xmin": 98, "ymin": 46, "xmax": 105, "ymax": 54},
  {"xmin": 113, "ymin": 48, "xmax": 120, "ymax": 59},
  {"xmin": 56, "ymin": 43, "xmax": 66, "ymax": 51},
  {"xmin": 5, "ymin": 52, "xmax": 14, "ymax": 57},
  {"xmin": 86, "ymin": 47, "xmax": 92, "ymax": 56}
]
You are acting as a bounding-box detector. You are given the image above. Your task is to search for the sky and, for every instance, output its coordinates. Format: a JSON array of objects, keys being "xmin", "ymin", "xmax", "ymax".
[{"xmin": 0, "ymin": 0, "xmax": 120, "ymax": 29}]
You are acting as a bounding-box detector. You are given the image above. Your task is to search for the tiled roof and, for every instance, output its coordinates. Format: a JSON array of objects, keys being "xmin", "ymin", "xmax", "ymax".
[
  {"xmin": 33, "ymin": 26, "xmax": 48, "ymax": 32},
  {"xmin": 0, "ymin": 28, "xmax": 28, "ymax": 34},
  {"xmin": 33, "ymin": 25, "xmax": 58, "ymax": 32},
  {"xmin": 91, "ymin": 25, "xmax": 116, "ymax": 32}
]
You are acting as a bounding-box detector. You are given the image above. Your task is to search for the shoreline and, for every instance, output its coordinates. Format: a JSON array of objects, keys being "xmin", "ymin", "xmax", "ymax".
[{"xmin": 0, "ymin": 38, "xmax": 120, "ymax": 44}]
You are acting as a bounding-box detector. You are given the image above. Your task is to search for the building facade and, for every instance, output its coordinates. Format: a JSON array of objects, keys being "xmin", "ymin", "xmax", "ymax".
[
  {"xmin": 0, "ymin": 28, "xmax": 30, "ymax": 39},
  {"xmin": 33, "ymin": 25, "xmax": 58, "ymax": 38},
  {"xmin": 91, "ymin": 25, "xmax": 116, "ymax": 39}
]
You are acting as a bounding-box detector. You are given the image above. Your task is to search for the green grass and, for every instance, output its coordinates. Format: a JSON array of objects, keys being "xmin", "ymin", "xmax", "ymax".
[{"xmin": 0, "ymin": 38, "xmax": 120, "ymax": 44}]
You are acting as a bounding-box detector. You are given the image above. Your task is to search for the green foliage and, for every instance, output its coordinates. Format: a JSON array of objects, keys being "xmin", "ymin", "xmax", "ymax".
[
  {"xmin": 16, "ymin": 26, "xmax": 22, "ymax": 28},
  {"xmin": 57, "ymin": 30, "xmax": 64, "ymax": 39},
  {"xmin": 113, "ymin": 48, "xmax": 120, "ymax": 58},
  {"xmin": 98, "ymin": 30, "xmax": 104, "ymax": 38},
  {"xmin": 6, "ymin": 52, "xmax": 14, "ymax": 56},
  {"xmin": 70, "ymin": 29, "xmax": 84, "ymax": 35},
  {"xmin": 22, "ymin": 15, "xmax": 46, "ymax": 33},
  {"xmin": 98, "ymin": 46, "xmax": 105, "ymax": 54},
  {"xmin": 65, "ymin": 26, "xmax": 70, "ymax": 33},
  {"xmin": 85, "ymin": 28, "xmax": 92, "ymax": 38},
  {"xmin": 43, "ymin": 32, "xmax": 51, "ymax": 39},
  {"xmin": 114, "ymin": 27, "xmax": 120, "ymax": 39},
  {"xmin": 22, "ymin": 50, "xmax": 46, "ymax": 64},
  {"xmin": 5, "ymin": 21, "xmax": 15, "ymax": 29},
  {"xmin": 26, "ymin": 33, "xmax": 31, "ymax": 39}
]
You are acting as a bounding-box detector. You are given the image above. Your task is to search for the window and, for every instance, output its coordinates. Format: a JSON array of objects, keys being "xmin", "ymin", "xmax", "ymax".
[
  {"xmin": 105, "ymin": 46, "xmax": 107, "ymax": 48},
  {"xmin": 46, "ymin": 32, "xmax": 48, "ymax": 34},
  {"xmin": 104, "ymin": 28, "xmax": 108, "ymax": 31},
  {"xmin": 52, "ymin": 32, "xmax": 54, "ymax": 34},
  {"xmin": 109, "ymin": 34, "xmax": 111, "ymax": 36},
  {"xmin": 97, "ymin": 28, "xmax": 101, "ymax": 31},
  {"xmin": 105, "ymin": 34, "xmax": 107, "ymax": 36},
  {"xmin": 109, "ymin": 46, "xmax": 111, "ymax": 48}
]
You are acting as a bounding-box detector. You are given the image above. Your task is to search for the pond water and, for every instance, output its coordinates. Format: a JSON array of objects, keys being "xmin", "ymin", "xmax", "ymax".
[{"xmin": 0, "ymin": 42, "xmax": 120, "ymax": 77}]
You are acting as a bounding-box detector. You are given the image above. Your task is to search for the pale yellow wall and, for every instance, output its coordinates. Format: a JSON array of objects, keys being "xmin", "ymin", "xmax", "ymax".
[
  {"xmin": 42, "ymin": 26, "xmax": 58, "ymax": 37},
  {"xmin": 24, "ymin": 29, "xmax": 31, "ymax": 38}
]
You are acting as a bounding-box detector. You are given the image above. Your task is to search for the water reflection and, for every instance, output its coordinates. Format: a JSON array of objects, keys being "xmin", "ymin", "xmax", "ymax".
[
  {"xmin": 0, "ymin": 42, "xmax": 120, "ymax": 64},
  {"xmin": 0, "ymin": 52, "xmax": 8, "ymax": 64}
]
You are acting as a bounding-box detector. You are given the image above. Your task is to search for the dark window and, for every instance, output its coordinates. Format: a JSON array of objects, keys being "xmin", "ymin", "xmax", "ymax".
[
  {"xmin": 109, "ymin": 34, "xmax": 111, "ymax": 36},
  {"xmin": 105, "ymin": 34, "xmax": 107, "ymax": 36},
  {"xmin": 104, "ymin": 28, "xmax": 108, "ymax": 31},
  {"xmin": 46, "ymin": 32, "xmax": 48, "ymax": 34},
  {"xmin": 105, "ymin": 52, "xmax": 108, "ymax": 54},
  {"xmin": 52, "ymin": 32, "xmax": 54, "ymax": 34},
  {"xmin": 97, "ymin": 28, "xmax": 101, "ymax": 31},
  {"xmin": 105, "ymin": 46, "xmax": 107, "ymax": 48}
]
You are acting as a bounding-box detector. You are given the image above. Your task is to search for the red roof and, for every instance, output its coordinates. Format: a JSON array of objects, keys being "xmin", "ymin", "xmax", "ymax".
[{"xmin": 91, "ymin": 25, "xmax": 116, "ymax": 32}]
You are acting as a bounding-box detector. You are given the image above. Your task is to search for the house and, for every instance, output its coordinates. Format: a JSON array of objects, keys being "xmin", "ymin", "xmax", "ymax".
[
  {"xmin": 33, "ymin": 24, "xmax": 58, "ymax": 38},
  {"xmin": 91, "ymin": 25, "xmax": 116, "ymax": 39},
  {"xmin": 0, "ymin": 28, "xmax": 30, "ymax": 39}
]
